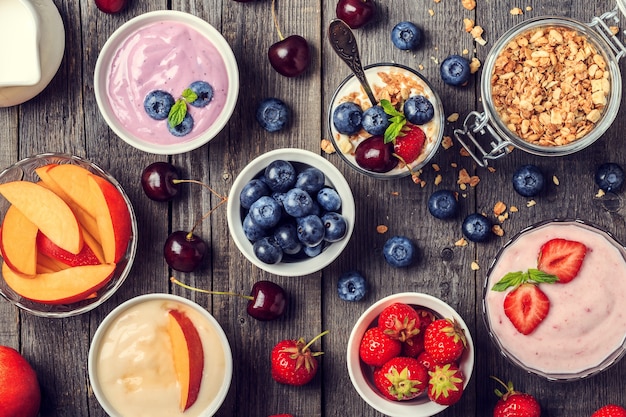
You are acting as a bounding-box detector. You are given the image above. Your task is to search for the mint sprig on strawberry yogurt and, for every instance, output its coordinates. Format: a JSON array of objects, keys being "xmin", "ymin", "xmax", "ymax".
[{"xmin": 491, "ymin": 269, "xmax": 557, "ymax": 292}]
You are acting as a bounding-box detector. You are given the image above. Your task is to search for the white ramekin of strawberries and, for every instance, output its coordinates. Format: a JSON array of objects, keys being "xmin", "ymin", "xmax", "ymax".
[{"xmin": 346, "ymin": 292, "xmax": 475, "ymax": 417}]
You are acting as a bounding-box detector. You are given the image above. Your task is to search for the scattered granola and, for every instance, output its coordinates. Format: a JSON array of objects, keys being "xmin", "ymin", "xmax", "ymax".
[
  {"xmin": 492, "ymin": 224, "xmax": 505, "ymax": 237},
  {"xmin": 442, "ymin": 135, "xmax": 454, "ymax": 149},
  {"xmin": 461, "ymin": 0, "xmax": 476, "ymax": 11},
  {"xmin": 526, "ymin": 200, "xmax": 537, "ymax": 207},
  {"xmin": 491, "ymin": 26, "xmax": 610, "ymax": 146},
  {"xmin": 510, "ymin": 206, "xmax": 519, "ymax": 212},
  {"xmin": 464, "ymin": 18, "xmax": 475, "ymax": 33},
  {"xmin": 510, "ymin": 7, "xmax": 523, "ymax": 15},
  {"xmin": 596, "ymin": 189, "xmax": 606, "ymax": 198},
  {"xmin": 376, "ymin": 225, "xmax": 389, "ymax": 234},
  {"xmin": 457, "ymin": 168, "xmax": 481, "ymax": 187},
  {"xmin": 447, "ymin": 113, "xmax": 460, "ymax": 122},
  {"xmin": 321, "ymin": 139, "xmax": 335, "ymax": 154},
  {"xmin": 552, "ymin": 175, "xmax": 560, "ymax": 185},
  {"xmin": 493, "ymin": 201, "xmax": 507, "ymax": 216},
  {"xmin": 455, "ymin": 237, "xmax": 468, "ymax": 247},
  {"xmin": 470, "ymin": 57, "xmax": 481, "ymax": 74},
  {"xmin": 432, "ymin": 163, "xmax": 441, "ymax": 172},
  {"xmin": 428, "ymin": 9, "xmax": 435, "ymax": 16},
  {"xmin": 459, "ymin": 147, "xmax": 470, "ymax": 157},
  {"xmin": 434, "ymin": 174, "xmax": 443, "ymax": 185},
  {"xmin": 471, "ymin": 261, "xmax": 480, "ymax": 271}
]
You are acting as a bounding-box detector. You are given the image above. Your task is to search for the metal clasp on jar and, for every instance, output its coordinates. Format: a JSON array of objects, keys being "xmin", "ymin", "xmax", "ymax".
[
  {"xmin": 453, "ymin": 111, "xmax": 512, "ymax": 168},
  {"xmin": 589, "ymin": 6, "xmax": 626, "ymax": 60}
]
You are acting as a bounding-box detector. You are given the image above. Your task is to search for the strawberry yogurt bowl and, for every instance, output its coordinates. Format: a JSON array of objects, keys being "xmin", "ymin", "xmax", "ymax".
[
  {"xmin": 483, "ymin": 219, "xmax": 626, "ymax": 380},
  {"xmin": 94, "ymin": 11, "xmax": 239, "ymax": 155}
]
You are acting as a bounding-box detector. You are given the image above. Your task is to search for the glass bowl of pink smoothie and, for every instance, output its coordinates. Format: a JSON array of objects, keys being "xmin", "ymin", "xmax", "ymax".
[
  {"xmin": 483, "ymin": 219, "xmax": 626, "ymax": 381},
  {"xmin": 94, "ymin": 11, "xmax": 239, "ymax": 155}
]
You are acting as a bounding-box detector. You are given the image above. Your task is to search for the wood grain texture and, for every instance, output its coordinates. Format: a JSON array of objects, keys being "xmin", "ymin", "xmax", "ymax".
[{"xmin": 0, "ymin": 0, "xmax": 624, "ymax": 416}]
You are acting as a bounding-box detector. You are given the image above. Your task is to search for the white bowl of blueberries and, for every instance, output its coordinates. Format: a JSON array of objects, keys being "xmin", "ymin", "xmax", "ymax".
[{"xmin": 227, "ymin": 148, "xmax": 355, "ymax": 276}]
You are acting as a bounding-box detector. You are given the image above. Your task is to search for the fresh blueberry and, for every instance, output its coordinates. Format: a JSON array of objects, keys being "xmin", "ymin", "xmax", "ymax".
[
  {"xmin": 462, "ymin": 213, "xmax": 492, "ymax": 243},
  {"xmin": 249, "ymin": 196, "xmax": 282, "ymax": 228},
  {"xmin": 273, "ymin": 222, "xmax": 302, "ymax": 255},
  {"xmin": 440, "ymin": 54, "xmax": 471, "ymax": 87},
  {"xmin": 144, "ymin": 90, "xmax": 175, "ymax": 120},
  {"xmin": 168, "ymin": 112, "xmax": 194, "ymax": 136},
  {"xmin": 391, "ymin": 21, "xmax": 422, "ymax": 50},
  {"xmin": 283, "ymin": 188, "xmax": 314, "ymax": 218},
  {"xmin": 264, "ymin": 160, "xmax": 297, "ymax": 192},
  {"xmin": 296, "ymin": 215, "xmax": 325, "ymax": 247},
  {"xmin": 383, "ymin": 236, "xmax": 416, "ymax": 268},
  {"xmin": 256, "ymin": 97, "xmax": 290, "ymax": 132},
  {"xmin": 337, "ymin": 271, "xmax": 367, "ymax": 302},
  {"xmin": 428, "ymin": 189, "xmax": 458, "ymax": 219},
  {"xmin": 512, "ymin": 164, "xmax": 545, "ymax": 197},
  {"xmin": 253, "ymin": 236, "xmax": 283, "ymax": 264},
  {"xmin": 243, "ymin": 213, "xmax": 268, "ymax": 242},
  {"xmin": 321, "ymin": 212, "xmax": 347, "ymax": 242},
  {"xmin": 271, "ymin": 191, "xmax": 287, "ymax": 212},
  {"xmin": 333, "ymin": 102, "xmax": 363, "ymax": 135},
  {"xmin": 240, "ymin": 179, "xmax": 271, "ymax": 209},
  {"xmin": 308, "ymin": 201, "xmax": 322, "ymax": 217},
  {"xmin": 595, "ymin": 162, "xmax": 624, "ymax": 192},
  {"xmin": 295, "ymin": 167, "xmax": 326, "ymax": 194},
  {"xmin": 361, "ymin": 105, "xmax": 391, "ymax": 136},
  {"xmin": 403, "ymin": 95, "xmax": 435, "ymax": 125},
  {"xmin": 303, "ymin": 241, "xmax": 324, "ymax": 257},
  {"xmin": 317, "ymin": 187, "xmax": 342, "ymax": 212},
  {"xmin": 188, "ymin": 81, "xmax": 214, "ymax": 107}
]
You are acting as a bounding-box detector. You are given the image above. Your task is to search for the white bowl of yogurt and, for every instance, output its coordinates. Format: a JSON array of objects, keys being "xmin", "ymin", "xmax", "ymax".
[
  {"xmin": 483, "ymin": 219, "xmax": 626, "ymax": 381},
  {"xmin": 94, "ymin": 11, "xmax": 239, "ymax": 155},
  {"xmin": 328, "ymin": 63, "xmax": 444, "ymax": 180},
  {"xmin": 88, "ymin": 293, "xmax": 233, "ymax": 417}
]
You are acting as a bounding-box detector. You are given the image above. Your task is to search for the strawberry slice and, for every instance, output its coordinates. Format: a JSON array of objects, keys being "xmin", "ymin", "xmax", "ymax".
[
  {"xmin": 503, "ymin": 283, "xmax": 550, "ymax": 335},
  {"xmin": 393, "ymin": 124, "xmax": 425, "ymax": 164},
  {"xmin": 537, "ymin": 238, "xmax": 587, "ymax": 283}
]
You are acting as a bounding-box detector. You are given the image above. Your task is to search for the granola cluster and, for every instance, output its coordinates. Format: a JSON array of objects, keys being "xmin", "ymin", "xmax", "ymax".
[{"xmin": 490, "ymin": 26, "xmax": 610, "ymax": 146}]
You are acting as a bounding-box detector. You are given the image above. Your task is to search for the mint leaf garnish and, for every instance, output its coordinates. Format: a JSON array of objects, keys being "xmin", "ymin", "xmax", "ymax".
[
  {"xmin": 380, "ymin": 99, "xmax": 407, "ymax": 144},
  {"xmin": 181, "ymin": 88, "xmax": 198, "ymax": 104},
  {"xmin": 491, "ymin": 268, "xmax": 558, "ymax": 291},
  {"xmin": 168, "ymin": 99, "xmax": 187, "ymax": 128}
]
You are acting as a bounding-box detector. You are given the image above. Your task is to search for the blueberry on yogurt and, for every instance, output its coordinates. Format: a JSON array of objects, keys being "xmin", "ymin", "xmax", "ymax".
[
  {"xmin": 361, "ymin": 105, "xmax": 391, "ymax": 136},
  {"xmin": 403, "ymin": 95, "xmax": 434, "ymax": 125},
  {"xmin": 188, "ymin": 81, "xmax": 214, "ymax": 107},
  {"xmin": 144, "ymin": 90, "xmax": 175, "ymax": 120},
  {"xmin": 333, "ymin": 102, "xmax": 363, "ymax": 135},
  {"xmin": 168, "ymin": 112, "xmax": 194, "ymax": 137}
]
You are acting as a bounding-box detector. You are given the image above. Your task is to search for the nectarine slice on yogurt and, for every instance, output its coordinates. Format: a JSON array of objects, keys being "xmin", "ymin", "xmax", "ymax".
[
  {"xmin": 1, "ymin": 261, "xmax": 115, "ymax": 304},
  {"xmin": 167, "ymin": 309, "xmax": 205, "ymax": 411},
  {"xmin": 0, "ymin": 205, "xmax": 38, "ymax": 275},
  {"xmin": 0, "ymin": 181, "xmax": 83, "ymax": 254},
  {"xmin": 88, "ymin": 174, "xmax": 131, "ymax": 264}
]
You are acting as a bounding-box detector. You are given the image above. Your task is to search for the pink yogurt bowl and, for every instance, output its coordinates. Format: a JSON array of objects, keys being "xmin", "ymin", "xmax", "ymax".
[
  {"xmin": 94, "ymin": 11, "xmax": 239, "ymax": 155},
  {"xmin": 483, "ymin": 219, "xmax": 626, "ymax": 381}
]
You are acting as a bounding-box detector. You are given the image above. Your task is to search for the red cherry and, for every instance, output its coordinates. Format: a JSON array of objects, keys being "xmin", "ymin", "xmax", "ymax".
[
  {"xmin": 164, "ymin": 231, "xmax": 207, "ymax": 272},
  {"xmin": 94, "ymin": 0, "xmax": 128, "ymax": 14},
  {"xmin": 141, "ymin": 162, "xmax": 181, "ymax": 202},
  {"xmin": 354, "ymin": 135, "xmax": 398, "ymax": 173},
  {"xmin": 336, "ymin": 0, "xmax": 376, "ymax": 29},
  {"xmin": 268, "ymin": 35, "xmax": 310, "ymax": 77},
  {"xmin": 247, "ymin": 280, "xmax": 287, "ymax": 321}
]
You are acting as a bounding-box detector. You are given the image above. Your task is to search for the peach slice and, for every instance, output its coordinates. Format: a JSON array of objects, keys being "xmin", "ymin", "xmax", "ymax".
[
  {"xmin": 0, "ymin": 205, "xmax": 38, "ymax": 275},
  {"xmin": 167, "ymin": 309, "xmax": 204, "ymax": 411},
  {"xmin": 0, "ymin": 181, "xmax": 82, "ymax": 254},
  {"xmin": 36, "ymin": 164, "xmax": 101, "ymax": 241},
  {"xmin": 36, "ymin": 232, "xmax": 100, "ymax": 267},
  {"xmin": 1, "ymin": 261, "xmax": 115, "ymax": 304},
  {"xmin": 43, "ymin": 164, "xmax": 98, "ymax": 215},
  {"xmin": 87, "ymin": 174, "xmax": 131, "ymax": 264},
  {"xmin": 36, "ymin": 253, "xmax": 69, "ymax": 273}
]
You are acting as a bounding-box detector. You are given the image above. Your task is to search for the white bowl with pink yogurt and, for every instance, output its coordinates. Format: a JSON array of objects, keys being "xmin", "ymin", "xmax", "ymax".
[
  {"xmin": 483, "ymin": 219, "xmax": 626, "ymax": 381},
  {"xmin": 94, "ymin": 11, "xmax": 239, "ymax": 155}
]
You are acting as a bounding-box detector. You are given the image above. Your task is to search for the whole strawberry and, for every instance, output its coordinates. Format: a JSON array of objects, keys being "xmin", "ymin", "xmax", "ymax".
[
  {"xmin": 592, "ymin": 405, "xmax": 626, "ymax": 417},
  {"xmin": 373, "ymin": 356, "xmax": 428, "ymax": 401},
  {"xmin": 271, "ymin": 330, "xmax": 328, "ymax": 386},
  {"xmin": 492, "ymin": 377, "xmax": 541, "ymax": 417},
  {"xmin": 378, "ymin": 302, "xmax": 421, "ymax": 342},
  {"xmin": 428, "ymin": 363, "xmax": 464, "ymax": 406},
  {"xmin": 415, "ymin": 308, "xmax": 436, "ymax": 333},
  {"xmin": 402, "ymin": 333, "xmax": 425, "ymax": 358},
  {"xmin": 359, "ymin": 327, "xmax": 402, "ymax": 367},
  {"xmin": 393, "ymin": 124, "xmax": 426, "ymax": 164},
  {"xmin": 423, "ymin": 318, "xmax": 467, "ymax": 364}
]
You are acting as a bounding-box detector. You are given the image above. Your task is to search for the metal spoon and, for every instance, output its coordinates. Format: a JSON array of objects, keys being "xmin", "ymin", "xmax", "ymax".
[{"xmin": 328, "ymin": 19, "xmax": 377, "ymax": 106}]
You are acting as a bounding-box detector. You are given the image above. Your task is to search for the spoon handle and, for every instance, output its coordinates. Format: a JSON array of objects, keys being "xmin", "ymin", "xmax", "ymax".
[{"xmin": 328, "ymin": 19, "xmax": 377, "ymax": 106}]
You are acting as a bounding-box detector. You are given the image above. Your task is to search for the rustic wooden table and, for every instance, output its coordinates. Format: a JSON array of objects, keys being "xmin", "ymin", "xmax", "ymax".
[{"xmin": 1, "ymin": 0, "xmax": 626, "ymax": 416}]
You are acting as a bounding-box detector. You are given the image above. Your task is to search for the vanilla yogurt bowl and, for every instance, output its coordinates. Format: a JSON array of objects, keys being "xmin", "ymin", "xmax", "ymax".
[
  {"xmin": 483, "ymin": 219, "xmax": 626, "ymax": 380},
  {"xmin": 328, "ymin": 63, "xmax": 444, "ymax": 179},
  {"xmin": 94, "ymin": 11, "xmax": 239, "ymax": 155},
  {"xmin": 88, "ymin": 294, "xmax": 233, "ymax": 417}
]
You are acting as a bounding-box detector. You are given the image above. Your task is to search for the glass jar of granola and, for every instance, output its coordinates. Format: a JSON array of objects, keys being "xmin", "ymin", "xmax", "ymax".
[{"xmin": 455, "ymin": 10, "xmax": 625, "ymax": 167}]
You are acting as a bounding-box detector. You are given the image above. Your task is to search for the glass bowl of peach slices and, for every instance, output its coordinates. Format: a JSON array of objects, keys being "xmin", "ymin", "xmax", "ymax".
[{"xmin": 0, "ymin": 153, "xmax": 137, "ymax": 317}]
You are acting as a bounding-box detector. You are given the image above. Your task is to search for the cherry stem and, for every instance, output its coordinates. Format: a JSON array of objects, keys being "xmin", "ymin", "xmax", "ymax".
[
  {"xmin": 170, "ymin": 277, "xmax": 253, "ymax": 301},
  {"xmin": 188, "ymin": 197, "xmax": 228, "ymax": 236},
  {"xmin": 172, "ymin": 179, "xmax": 226, "ymax": 200},
  {"xmin": 271, "ymin": 0, "xmax": 285, "ymax": 41}
]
